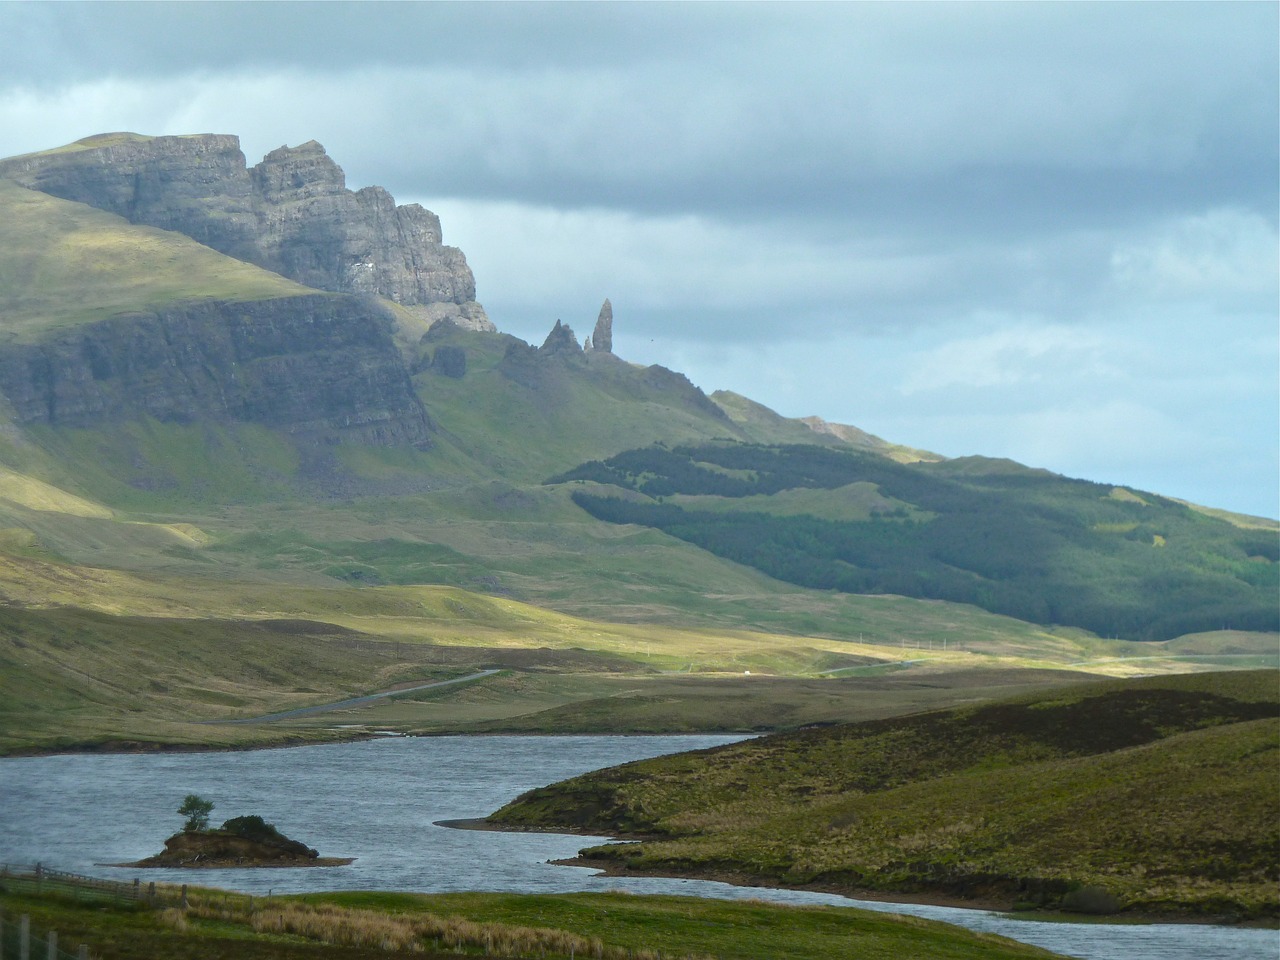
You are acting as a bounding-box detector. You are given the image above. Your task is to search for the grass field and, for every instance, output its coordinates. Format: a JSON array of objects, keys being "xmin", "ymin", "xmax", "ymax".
[
  {"xmin": 0, "ymin": 884, "xmax": 1066, "ymax": 960},
  {"xmin": 1, "ymin": 518, "xmax": 1276, "ymax": 754}
]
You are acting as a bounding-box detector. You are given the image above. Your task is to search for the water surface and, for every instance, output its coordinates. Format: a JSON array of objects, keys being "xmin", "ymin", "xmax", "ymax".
[{"xmin": 0, "ymin": 736, "xmax": 1273, "ymax": 960}]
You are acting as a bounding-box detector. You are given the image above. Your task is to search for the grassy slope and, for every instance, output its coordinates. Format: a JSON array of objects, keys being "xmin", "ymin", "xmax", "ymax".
[
  {"xmin": 0, "ymin": 546, "xmax": 1102, "ymax": 752},
  {"xmin": 0, "ymin": 179, "xmax": 309, "ymax": 341},
  {"xmin": 0, "ymin": 481, "xmax": 1276, "ymax": 754},
  {"xmin": 489, "ymin": 671, "xmax": 1280, "ymax": 919},
  {"xmin": 557, "ymin": 443, "xmax": 1278, "ymax": 640},
  {"xmin": 711, "ymin": 389, "xmax": 939, "ymax": 463},
  {"xmin": 0, "ymin": 886, "xmax": 1066, "ymax": 960}
]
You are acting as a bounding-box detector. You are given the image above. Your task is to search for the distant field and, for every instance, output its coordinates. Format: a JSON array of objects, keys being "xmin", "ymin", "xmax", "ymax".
[{"xmin": 2, "ymin": 528, "xmax": 1275, "ymax": 753}]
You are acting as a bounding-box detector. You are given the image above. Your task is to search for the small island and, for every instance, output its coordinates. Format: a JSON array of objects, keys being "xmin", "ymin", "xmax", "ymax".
[{"xmin": 122, "ymin": 796, "xmax": 353, "ymax": 869}]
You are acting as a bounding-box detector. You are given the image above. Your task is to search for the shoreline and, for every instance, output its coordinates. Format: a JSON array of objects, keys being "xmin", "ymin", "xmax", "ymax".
[
  {"xmin": 2, "ymin": 730, "xmax": 751, "ymax": 760},
  {"xmin": 104, "ymin": 857, "xmax": 356, "ymax": 869},
  {"xmin": 436, "ymin": 818, "xmax": 1274, "ymax": 927},
  {"xmin": 565, "ymin": 857, "xmax": 1280, "ymax": 928}
]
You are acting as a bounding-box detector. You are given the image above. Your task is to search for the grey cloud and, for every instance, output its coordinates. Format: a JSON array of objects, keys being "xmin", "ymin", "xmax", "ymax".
[
  {"xmin": 1, "ymin": 1, "xmax": 1274, "ymax": 516},
  {"xmin": 5, "ymin": 3, "xmax": 1274, "ymax": 242}
]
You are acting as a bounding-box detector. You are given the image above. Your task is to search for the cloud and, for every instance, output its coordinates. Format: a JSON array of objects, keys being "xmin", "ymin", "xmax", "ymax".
[
  {"xmin": 0, "ymin": 2, "xmax": 1274, "ymax": 516},
  {"xmin": 1111, "ymin": 208, "xmax": 1279, "ymax": 305},
  {"xmin": 899, "ymin": 324, "xmax": 1119, "ymax": 394},
  {"xmin": 0, "ymin": 4, "xmax": 1273, "ymax": 234}
]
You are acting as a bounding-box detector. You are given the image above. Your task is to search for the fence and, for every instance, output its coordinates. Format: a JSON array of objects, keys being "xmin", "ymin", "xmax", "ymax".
[
  {"xmin": 0, "ymin": 864, "xmax": 140, "ymax": 907},
  {"xmin": 0, "ymin": 911, "xmax": 89, "ymax": 960}
]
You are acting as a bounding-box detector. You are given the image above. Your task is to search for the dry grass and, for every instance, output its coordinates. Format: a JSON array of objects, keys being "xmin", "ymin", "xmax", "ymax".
[{"xmin": 181, "ymin": 895, "xmax": 709, "ymax": 960}]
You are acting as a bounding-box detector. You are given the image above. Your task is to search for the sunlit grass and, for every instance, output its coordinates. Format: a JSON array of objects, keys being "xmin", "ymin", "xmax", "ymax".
[{"xmin": 0, "ymin": 180, "xmax": 308, "ymax": 342}]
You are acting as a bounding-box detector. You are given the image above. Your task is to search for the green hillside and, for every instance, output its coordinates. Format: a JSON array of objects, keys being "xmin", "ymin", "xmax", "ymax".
[
  {"xmin": 556, "ymin": 442, "xmax": 1279, "ymax": 640},
  {"xmin": 0, "ymin": 178, "xmax": 309, "ymax": 341},
  {"xmin": 489, "ymin": 671, "xmax": 1280, "ymax": 919}
]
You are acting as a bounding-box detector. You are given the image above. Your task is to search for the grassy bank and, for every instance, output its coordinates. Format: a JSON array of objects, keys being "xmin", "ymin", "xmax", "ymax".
[
  {"xmin": 489, "ymin": 672, "xmax": 1280, "ymax": 920},
  {"xmin": 0, "ymin": 884, "xmax": 1066, "ymax": 960}
]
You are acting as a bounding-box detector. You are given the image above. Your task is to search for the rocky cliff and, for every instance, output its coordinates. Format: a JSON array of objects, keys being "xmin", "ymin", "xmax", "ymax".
[
  {"xmin": 0, "ymin": 293, "xmax": 432, "ymax": 447},
  {"xmin": 0, "ymin": 133, "xmax": 492, "ymax": 333}
]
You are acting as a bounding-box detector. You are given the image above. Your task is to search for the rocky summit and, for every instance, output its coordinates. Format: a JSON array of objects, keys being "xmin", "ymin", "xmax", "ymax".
[
  {"xmin": 587, "ymin": 298, "xmax": 613, "ymax": 353},
  {"xmin": 0, "ymin": 132, "xmax": 492, "ymax": 333}
]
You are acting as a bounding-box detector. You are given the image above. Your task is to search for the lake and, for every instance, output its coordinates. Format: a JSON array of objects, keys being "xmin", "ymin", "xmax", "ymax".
[{"xmin": 0, "ymin": 735, "xmax": 1274, "ymax": 960}]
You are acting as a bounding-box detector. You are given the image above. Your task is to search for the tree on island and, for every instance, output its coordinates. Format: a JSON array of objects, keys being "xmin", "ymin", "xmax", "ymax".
[{"xmin": 177, "ymin": 794, "xmax": 214, "ymax": 833}]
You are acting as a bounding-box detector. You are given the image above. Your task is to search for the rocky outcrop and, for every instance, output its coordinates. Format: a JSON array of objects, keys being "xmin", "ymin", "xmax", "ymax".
[
  {"xmin": 588, "ymin": 299, "xmax": 614, "ymax": 354},
  {"xmin": 0, "ymin": 133, "xmax": 493, "ymax": 332},
  {"xmin": 432, "ymin": 345, "xmax": 467, "ymax": 379},
  {"xmin": 129, "ymin": 824, "xmax": 352, "ymax": 868},
  {"xmin": 539, "ymin": 320, "xmax": 582, "ymax": 355},
  {"xmin": 0, "ymin": 293, "xmax": 432, "ymax": 447}
]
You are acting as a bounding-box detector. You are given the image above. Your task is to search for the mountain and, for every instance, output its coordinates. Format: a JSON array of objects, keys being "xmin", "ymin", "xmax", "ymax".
[
  {"xmin": 0, "ymin": 132, "xmax": 490, "ymax": 336},
  {"xmin": 0, "ymin": 133, "xmax": 1276, "ymax": 752}
]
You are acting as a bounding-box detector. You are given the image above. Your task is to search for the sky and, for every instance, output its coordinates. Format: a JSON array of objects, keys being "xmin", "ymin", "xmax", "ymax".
[{"xmin": 1, "ymin": 2, "xmax": 1276, "ymax": 518}]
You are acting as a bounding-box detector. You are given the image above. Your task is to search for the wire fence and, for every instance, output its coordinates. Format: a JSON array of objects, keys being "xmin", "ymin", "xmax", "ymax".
[
  {"xmin": 0, "ymin": 862, "xmax": 156, "ymax": 960},
  {"xmin": 0, "ymin": 910, "xmax": 89, "ymax": 960}
]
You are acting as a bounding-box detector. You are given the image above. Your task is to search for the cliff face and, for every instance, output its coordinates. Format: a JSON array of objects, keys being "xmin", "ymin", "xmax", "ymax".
[
  {"xmin": 0, "ymin": 133, "xmax": 492, "ymax": 332},
  {"xmin": 0, "ymin": 294, "xmax": 432, "ymax": 447}
]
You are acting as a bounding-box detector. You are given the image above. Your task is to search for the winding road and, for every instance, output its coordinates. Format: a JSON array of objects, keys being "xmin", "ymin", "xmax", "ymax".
[{"xmin": 208, "ymin": 669, "xmax": 502, "ymax": 725}]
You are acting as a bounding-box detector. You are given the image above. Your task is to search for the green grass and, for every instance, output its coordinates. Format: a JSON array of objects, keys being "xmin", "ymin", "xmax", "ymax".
[
  {"xmin": 0, "ymin": 180, "xmax": 309, "ymax": 341},
  {"xmin": 398, "ymin": 669, "xmax": 1104, "ymax": 735},
  {"xmin": 0, "ymin": 885, "xmax": 1067, "ymax": 960},
  {"xmin": 556, "ymin": 442, "xmax": 1279, "ymax": 641},
  {"xmin": 312, "ymin": 891, "xmax": 1065, "ymax": 960},
  {"xmin": 0, "ymin": 503, "xmax": 1275, "ymax": 754},
  {"xmin": 489, "ymin": 672, "xmax": 1280, "ymax": 920}
]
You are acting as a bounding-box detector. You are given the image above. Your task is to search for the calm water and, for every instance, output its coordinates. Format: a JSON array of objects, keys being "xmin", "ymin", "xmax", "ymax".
[{"xmin": 0, "ymin": 735, "xmax": 1274, "ymax": 960}]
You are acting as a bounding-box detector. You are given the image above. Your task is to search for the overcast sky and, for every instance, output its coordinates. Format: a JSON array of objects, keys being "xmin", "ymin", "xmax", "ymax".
[{"xmin": 1, "ymin": 2, "xmax": 1276, "ymax": 517}]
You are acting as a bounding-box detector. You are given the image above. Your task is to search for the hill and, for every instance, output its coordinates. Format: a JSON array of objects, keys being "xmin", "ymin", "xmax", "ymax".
[
  {"xmin": 0, "ymin": 132, "xmax": 1276, "ymax": 753},
  {"xmin": 553, "ymin": 442, "xmax": 1279, "ymax": 640},
  {"xmin": 488, "ymin": 671, "xmax": 1280, "ymax": 920}
]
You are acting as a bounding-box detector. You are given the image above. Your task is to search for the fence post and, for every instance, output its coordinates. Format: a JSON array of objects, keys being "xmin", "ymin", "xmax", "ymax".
[
  {"xmin": 44, "ymin": 931, "xmax": 55, "ymax": 960},
  {"xmin": 148, "ymin": 882, "xmax": 156, "ymax": 905},
  {"xmin": 132, "ymin": 879, "xmax": 140, "ymax": 904},
  {"xmin": 33, "ymin": 864, "xmax": 41, "ymax": 897},
  {"xmin": 0, "ymin": 909, "xmax": 5, "ymax": 960},
  {"xmin": 78, "ymin": 948, "xmax": 88, "ymax": 960},
  {"xmin": 18, "ymin": 914, "xmax": 29, "ymax": 960},
  {"xmin": 180, "ymin": 884, "xmax": 188, "ymax": 910}
]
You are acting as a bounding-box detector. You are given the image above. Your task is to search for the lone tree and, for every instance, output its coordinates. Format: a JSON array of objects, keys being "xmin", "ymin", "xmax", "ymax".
[{"xmin": 177, "ymin": 794, "xmax": 214, "ymax": 833}]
